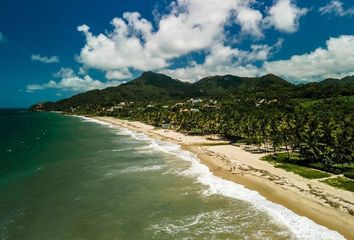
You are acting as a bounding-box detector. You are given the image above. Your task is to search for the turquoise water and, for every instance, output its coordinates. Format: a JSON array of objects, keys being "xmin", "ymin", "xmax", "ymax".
[{"xmin": 0, "ymin": 110, "xmax": 344, "ymax": 240}]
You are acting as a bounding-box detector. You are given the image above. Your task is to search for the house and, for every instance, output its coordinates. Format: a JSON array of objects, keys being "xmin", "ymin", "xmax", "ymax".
[
  {"xmin": 173, "ymin": 103, "xmax": 184, "ymax": 108},
  {"xmin": 187, "ymin": 98, "xmax": 203, "ymax": 105},
  {"xmin": 203, "ymin": 104, "xmax": 218, "ymax": 109}
]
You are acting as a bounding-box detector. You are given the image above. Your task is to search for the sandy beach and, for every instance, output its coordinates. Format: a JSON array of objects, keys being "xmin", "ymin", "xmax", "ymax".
[{"xmin": 94, "ymin": 116, "xmax": 354, "ymax": 239}]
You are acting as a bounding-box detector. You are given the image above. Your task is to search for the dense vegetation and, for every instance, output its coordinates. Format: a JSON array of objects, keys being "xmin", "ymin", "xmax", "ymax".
[{"xmin": 31, "ymin": 71, "xmax": 354, "ymax": 179}]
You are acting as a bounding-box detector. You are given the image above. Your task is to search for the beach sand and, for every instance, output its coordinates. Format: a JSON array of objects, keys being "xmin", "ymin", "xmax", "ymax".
[{"xmin": 94, "ymin": 116, "xmax": 354, "ymax": 239}]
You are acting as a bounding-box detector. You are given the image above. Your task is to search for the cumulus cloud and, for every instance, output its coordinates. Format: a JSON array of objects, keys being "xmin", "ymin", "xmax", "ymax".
[
  {"xmin": 74, "ymin": 0, "xmax": 309, "ymax": 84},
  {"xmin": 26, "ymin": 68, "xmax": 119, "ymax": 93},
  {"xmin": 236, "ymin": 7, "xmax": 263, "ymax": 37},
  {"xmin": 77, "ymin": 21, "xmax": 167, "ymax": 72},
  {"xmin": 76, "ymin": 0, "xmax": 306, "ymax": 80},
  {"xmin": 160, "ymin": 39, "xmax": 283, "ymax": 82},
  {"xmin": 162, "ymin": 35, "xmax": 354, "ymax": 83},
  {"xmin": 144, "ymin": 0, "xmax": 239, "ymax": 58},
  {"xmin": 53, "ymin": 67, "xmax": 75, "ymax": 78},
  {"xmin": 264, "ymin": 35, "xmax": 354, "ymax": 81},
  {"xmin": 319, "ymin": 0, "xmax": 354, "ymax": 17},
  {"xmin": 31, "ymin": 54, "xmax": 60, "ymax": 64},
  {"xmin": 265, "ymin": 0, "xmax": 307, "ymax": 33},
  {"xmin": 24, "ymin": 0, "xmax": 310, "ymax": 95},
  {"xmin": 76, "ymin": 0, "xmax": 241, "ymax": 74},
  {"xmin": 105, "ymin": 69, "xmax": 133, "ymax": 80}
]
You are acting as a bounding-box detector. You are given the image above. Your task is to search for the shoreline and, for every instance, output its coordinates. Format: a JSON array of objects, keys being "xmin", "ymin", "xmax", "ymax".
[{"xmin": 91, "ymin": 116, "xmax": 354, "ymax": 239}]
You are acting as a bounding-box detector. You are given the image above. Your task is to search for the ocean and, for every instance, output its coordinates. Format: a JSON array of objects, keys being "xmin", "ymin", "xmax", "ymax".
[{"xmin": 0, "ymin": 110, "xmax": 344, "ymax": 240}]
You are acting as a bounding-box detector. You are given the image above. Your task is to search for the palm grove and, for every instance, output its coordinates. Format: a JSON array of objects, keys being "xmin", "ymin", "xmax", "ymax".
[{"xmin": 31, "ymin": 72, "xmax": 354, "ymax": 177}]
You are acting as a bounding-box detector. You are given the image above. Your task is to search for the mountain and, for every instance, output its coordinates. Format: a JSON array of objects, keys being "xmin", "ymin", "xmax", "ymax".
[
  {"xmin": 31, "ymin": 72, "xmax": 195, "ymax": 111},
  {"xmin": 122, "ymin": 71, "xmax": 195, "ymax": 99},
  {"xmin": 296, "ymin": 76, "xmax": 354, "ymax": 98},
  {"xmin": 30, "ymin": 72, "xmax": 354, "ymax": 112},
  {"xmin": 193, "ymin": 73, "xmax": 293, "ymax": 96}
]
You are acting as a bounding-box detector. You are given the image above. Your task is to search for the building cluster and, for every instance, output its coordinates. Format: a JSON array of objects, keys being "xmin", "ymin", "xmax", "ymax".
[
  {"xmin": 79, "ymin": 98, "xmax": 220, "ymax": 116},
  {"xmin": 255, "ymin": 99, "xmax": 278, "ymax": 107}
]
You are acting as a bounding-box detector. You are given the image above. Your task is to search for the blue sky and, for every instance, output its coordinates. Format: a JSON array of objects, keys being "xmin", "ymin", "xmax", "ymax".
[{"xmin": 1, "ymin": 0, "xmax": 354, "ymax": 107}]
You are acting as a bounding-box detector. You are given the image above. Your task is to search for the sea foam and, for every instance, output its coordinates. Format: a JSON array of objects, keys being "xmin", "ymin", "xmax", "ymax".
[
  {"xmin": 76, "ymin": 116, "xmax": 345, "ymax": 240},
  {"xmin": 74, "ymin": 115, "xmax": 114, "ymax": 127},
  {"xmin": 119, "ymin": 165, "xmax": 164, "ymax": 173}
]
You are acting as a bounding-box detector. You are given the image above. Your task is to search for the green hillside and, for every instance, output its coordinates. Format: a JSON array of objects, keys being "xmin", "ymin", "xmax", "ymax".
[{"xmin": 30, "ymin": 72, "xmax": 354, "ymax": 112}]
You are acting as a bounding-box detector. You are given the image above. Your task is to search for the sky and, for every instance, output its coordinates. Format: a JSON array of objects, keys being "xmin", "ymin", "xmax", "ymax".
[{"xmin": 1, "ymin": 0, "xmax": 354, "ymax": 107}]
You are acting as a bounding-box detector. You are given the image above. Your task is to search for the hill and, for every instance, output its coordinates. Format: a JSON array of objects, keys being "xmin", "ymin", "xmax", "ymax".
[
  {"xmin": 194, "ymin": 74, "xmax": 293, "ymax": 95},
  {"xmin": 296, "ymin": 76, "xmax": 354, "ymax": 98},
  {"xmin": 30, "ymin": 72, "xmax": 354, "ymax": 112}
]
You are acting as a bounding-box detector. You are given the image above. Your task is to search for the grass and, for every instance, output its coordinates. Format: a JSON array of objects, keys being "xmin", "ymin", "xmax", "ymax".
[
  {"xmin": 322, "ymin": 177, "xmax": 354, "ymax": 193},
  {"xmin": 297, "ymin": 96, "xmax": 354, "ymax": 109},
  {"xmin": 344, "ymin": 171, "xmax": 354, "ymax": 180},
  {"xmin": 308, "ymin": 162, "xmax": 354, "ymax": 174},
  {"xmin": 275, "ymin": 163, "xmax": 331, "ymax": 179},
  {"xmin": 262, "ymin": 152, "xmax": 300, "ymax": 164},
  {"xmin": 262, "ymin": 153, "xmax": 354, "ymax": 191},
  {"xmin": 298, "ymin": 99, "xmax": 323, "ymax": 108},
  {"xmin": 262, "ymin": 153, "xmax": 331, "ymax": 179}
]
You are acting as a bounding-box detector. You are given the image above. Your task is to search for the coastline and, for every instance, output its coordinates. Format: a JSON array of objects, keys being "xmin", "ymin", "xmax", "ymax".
[{"xmin": 92, "ymin": 116, "xmax": 354, "ymax": 239}]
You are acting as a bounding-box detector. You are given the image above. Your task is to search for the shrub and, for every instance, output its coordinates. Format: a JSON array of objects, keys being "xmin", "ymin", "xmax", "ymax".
[
  {"xmin": 308, "ymin": 163, "xmax": 342, "ymax": 174},
  {"xmin": 344, "ymin": 171, "xmax": 354, "ymax": 180}
]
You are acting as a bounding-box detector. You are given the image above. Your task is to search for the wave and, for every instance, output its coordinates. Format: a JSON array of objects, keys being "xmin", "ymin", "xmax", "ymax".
[
  {"xmin": 75, "ymin": 116, "xmax": 345, "ymax": 240},
  {"xmin": 119, "ymin": 165, "xmax": 164, "ymax": 173},
  {"xmin": 111, "ymin": 146, "xmax": 152, "ymax": 152},
  {"xmin": 150, "ymin": 210, "xmax": 234, "ymax": 237},
  {"xmin": 73, "ymin": 115, "xmax": 114, "ymax": 128},
  {"xmin": 150, "ymin": 209, "xmax": 291, "ymax": 239},
  {"xmin": 129, "ymin": 131, "xmax": 152, "ymax": 142},
  {"xmin": 149, "ymin": 140, "xmax": 344, "ymax": 239}
]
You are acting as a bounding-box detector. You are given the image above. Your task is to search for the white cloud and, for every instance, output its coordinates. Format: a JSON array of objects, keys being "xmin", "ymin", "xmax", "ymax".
[
  {"xmin": 162, "ymin": 35, "xmax": 354, "ymax": 83},
  {"xmin": 105, "ymin": 69, "xmax": 133, "ymax": 80},
  {"xmin": 78, "ymin": 0, "xmax": 303, "ymax": 80},
  {"xmin": 77, "ymin": 20, "xmax": 167, "ymax": 72},
  {"xmin": 160, "ymin": 40, "xmax": 282, "ymax": 82},
  {"xmin": 144, "ymin": 0, "xmax": 240, "ymax": 59},
  {"xmin": 319, "ymin": 0, "xmax": 354, "ymax": 17},
  {"xmin": 74, "ymin": 0, "xmax": 308, "ymax": 85},
  {"xmin": 26, "ymin": 0, "xmax": 312, "ymax": 94},
  {"xmin": 53, "ymin": 67, "xmax": 75, "ymax": 78},
  {"xmin": 78, "ymin": 67, "xmax": 87, "ymax": 76},
  {"xmin": 26, "ymin": 75, "xmax": 105, "ymax": 92},
  {"xmin": 31, "ymin": 54, "xmax": 60, "ymax": 64},
  {"xmin": 236, "ymin": 7, "xmax": 263, "ymax": 37},
  {"xmin": 265, "ymin": 0, "xmax": 307, "ymax": 33},
  {"xmin": 264, "ymin": 35, "xmax": 354, "ymax": 81},
  {"xmin": 26, "ymin": 68, "xmax": 119, "ymax": 93}
]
